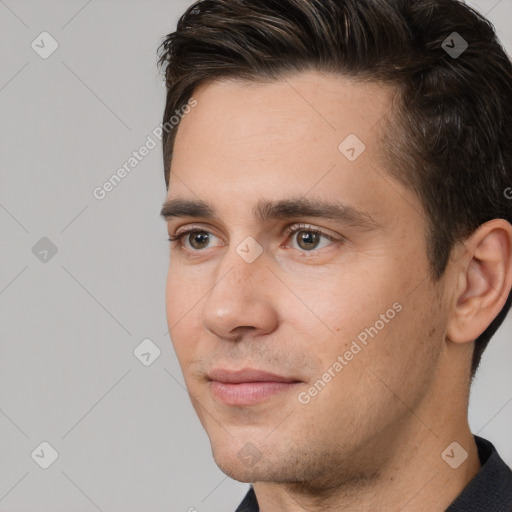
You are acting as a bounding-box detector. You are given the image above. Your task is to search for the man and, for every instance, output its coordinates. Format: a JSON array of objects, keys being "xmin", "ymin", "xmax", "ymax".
[{"xmin": 158, "ymin": 0, "xmax": 512, "ymax": 510}]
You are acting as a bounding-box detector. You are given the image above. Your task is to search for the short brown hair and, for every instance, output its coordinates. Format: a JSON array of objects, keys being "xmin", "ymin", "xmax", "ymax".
[{"xmin": 157, "ymin": 0, "xmax": 512, "ymax": 377}]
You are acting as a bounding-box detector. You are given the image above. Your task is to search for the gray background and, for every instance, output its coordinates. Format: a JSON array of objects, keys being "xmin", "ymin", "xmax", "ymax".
[{"xmin": 0, "ymin": 0, "xmax": 511, "ymax": 510}]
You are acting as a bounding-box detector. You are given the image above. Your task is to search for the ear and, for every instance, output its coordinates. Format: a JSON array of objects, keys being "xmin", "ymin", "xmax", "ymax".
[{"xmin": 446, "ymin": 219, "xmax": 512, "ymax": 344}]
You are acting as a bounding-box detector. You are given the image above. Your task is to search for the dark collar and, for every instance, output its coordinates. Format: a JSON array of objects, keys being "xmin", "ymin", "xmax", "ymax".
[
  {"xmin": 446, "ymin": 435, "xmax": 512, "ymax": 511},
  {"xmin": 235, "ymin": 436, "xmax": 512, "ymax": 512}
]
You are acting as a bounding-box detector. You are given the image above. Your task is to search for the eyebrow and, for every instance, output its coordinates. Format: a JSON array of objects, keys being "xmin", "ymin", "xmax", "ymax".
[{"xmin": 160, "ymin": 197, "xmax": 382, "ymax": 231}]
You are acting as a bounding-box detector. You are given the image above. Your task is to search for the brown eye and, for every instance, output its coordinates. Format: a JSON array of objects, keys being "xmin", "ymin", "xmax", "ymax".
[
  {"xmin": 285, "ymin": 224, "xmax": 337, "ymax": 252},
  {"xmin": 187, "ymin": 231, "xmax": 210, "ymax": 250},
  {"xmin": 295, "ymin": 231, "xmax": 322, "ymax": 250},
  {"xmin": 169, "ymin": 229, "xmax": 221, "ymax": 251}
]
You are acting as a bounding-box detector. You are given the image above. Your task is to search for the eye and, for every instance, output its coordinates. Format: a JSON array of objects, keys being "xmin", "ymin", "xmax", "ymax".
[
  {"xmin": 168, "ymin": 229, "xmax": 223, "ymax": 251},
  {"xmin": 168, "ymin": 223, "xmax": 341, "ymax": 253},
  {"xmin": 284, "ymin": 224, "xmax": 339, "ymax": 251}
]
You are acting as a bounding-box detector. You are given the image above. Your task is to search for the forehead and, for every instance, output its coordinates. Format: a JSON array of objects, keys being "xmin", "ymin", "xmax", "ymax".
[
  {"xmin": 173, "ymin": 71, "xmax": 395, "ymax": 156},
  {"xmin": 167, "ymin": 71, "xmax": 409, "ymax": 222}
]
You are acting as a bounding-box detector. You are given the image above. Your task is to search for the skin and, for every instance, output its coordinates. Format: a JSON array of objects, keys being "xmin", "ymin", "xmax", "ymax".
[{"xmin": 162, "ymin": 71, "xmax": 512, "ymax": 511}]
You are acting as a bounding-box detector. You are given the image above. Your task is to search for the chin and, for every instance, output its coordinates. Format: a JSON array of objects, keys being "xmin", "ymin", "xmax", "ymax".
[
  {"xmin": 214, "ymin": 459, "xmax": 258, "ymax": 483},
  {"xmin": 210, "ymin": 441, "xmax": 283, "ymax": 483}
]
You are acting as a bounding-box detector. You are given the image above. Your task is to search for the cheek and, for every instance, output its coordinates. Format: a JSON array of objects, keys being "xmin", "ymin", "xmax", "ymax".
[
  {"xmin": 165, "ymin": 260, "xmax": 204, "ymax": 324},
  {"xmin": 358, "ymin": 283, "xmax": 445, "ymax": 410},
  {"xmin": 165, "ymin": 267, "xmax": 181, "ymax": 326},
  {"xmin": 282, "ymin": 269, "xmax": 391, "ymax": 351},
  {"xmin": 165, "ymin": 267, "xmax": 202, "ymax": 361},
  {"xmin": 281, "ymin": 259, "xmax": 429, "ymax": 399}
]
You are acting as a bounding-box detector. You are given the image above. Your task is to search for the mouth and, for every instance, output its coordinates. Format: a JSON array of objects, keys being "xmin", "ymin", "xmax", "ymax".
[{"xmin": 208, "ymin": 367, "xmax": 302, "ymax": 406}]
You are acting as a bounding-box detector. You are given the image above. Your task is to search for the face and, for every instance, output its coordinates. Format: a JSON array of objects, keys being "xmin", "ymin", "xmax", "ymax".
[{"xmin": 163, "ymin": 71, "xmax": 448, "ymax": 486}]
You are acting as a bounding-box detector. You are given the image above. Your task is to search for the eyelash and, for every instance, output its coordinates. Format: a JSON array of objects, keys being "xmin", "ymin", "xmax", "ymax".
[{"xmin": 167, "ymin": 223, "xmax": 338, "ymax": 251}]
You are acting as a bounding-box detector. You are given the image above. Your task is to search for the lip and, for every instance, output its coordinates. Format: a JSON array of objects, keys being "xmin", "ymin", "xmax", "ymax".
[
  {"xmin": 208, "ymin": 367, "xmax": 301, "ymax": 406},
  {"xmin": 208, "ymin": 367, "xmax": 299, "ymax": 383}
]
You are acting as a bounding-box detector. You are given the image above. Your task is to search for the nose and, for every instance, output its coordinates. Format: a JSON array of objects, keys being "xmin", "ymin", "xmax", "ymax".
[{"xmin": 201, "ymin": 245, "xmax": 279, "ymax": 342}]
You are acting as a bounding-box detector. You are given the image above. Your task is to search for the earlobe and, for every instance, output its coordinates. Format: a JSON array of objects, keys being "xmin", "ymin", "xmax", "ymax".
[{"xmin": 446, "ymin": 219, "xmax": 512, "ymax": 345}]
